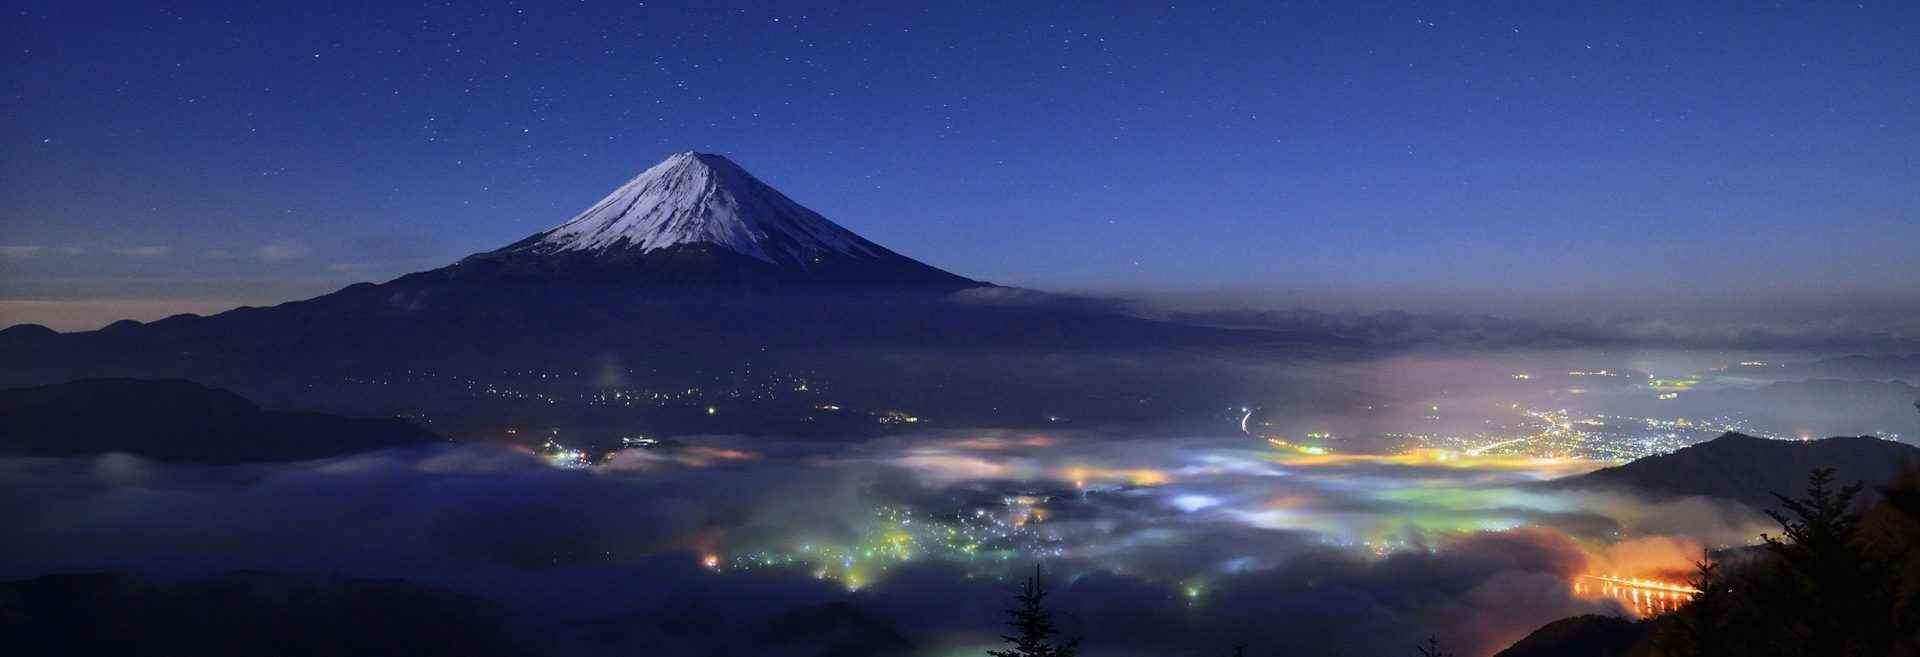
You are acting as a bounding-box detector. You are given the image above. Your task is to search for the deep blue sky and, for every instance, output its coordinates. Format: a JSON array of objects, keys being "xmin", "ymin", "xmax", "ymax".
[{"xmin": 2, "ymin": 1, "xmax": 1916, "ymax": 329}]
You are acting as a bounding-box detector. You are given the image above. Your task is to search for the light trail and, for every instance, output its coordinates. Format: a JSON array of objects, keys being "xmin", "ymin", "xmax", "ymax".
[
  {"xmin": 1575, "ymin": 574, "xmax": 1701, "ymax": 617},
  {"xmin": 1579, "ymin": 574, "xmax": 1700, "ymax": 594}
]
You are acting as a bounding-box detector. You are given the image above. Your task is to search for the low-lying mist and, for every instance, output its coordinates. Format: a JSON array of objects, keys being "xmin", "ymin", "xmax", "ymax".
[{"xmin": 1, "ymin": 424, "xmax": 1770, "ymax": 656}]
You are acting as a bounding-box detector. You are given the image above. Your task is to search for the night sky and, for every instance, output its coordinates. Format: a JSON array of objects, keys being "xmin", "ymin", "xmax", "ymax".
[{"xmin": 2, "ymin": 1, "xmax": 1915, "ymax": 330}]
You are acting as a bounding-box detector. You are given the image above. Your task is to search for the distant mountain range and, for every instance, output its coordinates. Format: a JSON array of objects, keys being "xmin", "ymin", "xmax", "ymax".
[
  {"xmin": 0, "ymin": 378, "xmax": 439, "ymax": 463},
  {"xmin": 0, "ymin": 151, "xmax": 1297, "ymax": 350},
  {"xmin": 0, "ymin": 152, "xmax": 1334, "ymax": 428},
  {"xmin": 1553, "ymin": 431, "xmax": 1920, "ymax": 509}
]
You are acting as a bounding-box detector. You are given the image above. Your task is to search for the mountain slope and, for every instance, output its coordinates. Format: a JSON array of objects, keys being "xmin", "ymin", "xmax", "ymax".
[
  {"xmin": 509, "ymin": 151, "xmax": 883, "ymax": 264},
  {"xmin": 0, "ymin": 152, "xmax": 1344, "ymax": 428},
  {"xmin": 550, "ymin": 600, "xmax": 914, "ymax": 657},
  {"xmin": 1553, "ymin": 432, "xmax": 1920, "ymax": 509},
  {"xmin": 441, "ymin": 151, "xmax": 982, "ymax": 290},
  {"xmin": 0, "ymin": 378, "xmax": 441, "ymax": 463},
  {"xmin": 0, "ymin": 572, "xmax": 526, "ymax": 657},
  {"xmin": 1493, "ymin": 615, "xmax": 1653, "ymax": 657}
]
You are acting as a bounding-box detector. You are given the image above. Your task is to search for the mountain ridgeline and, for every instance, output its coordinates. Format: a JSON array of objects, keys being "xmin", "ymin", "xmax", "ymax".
[
  {"xmin": 1554, "ymin": 431, "xmax": 1920, "ymax": 509},
  {"xmin": 0, "ymin": 152, "xmax": 1323, "ymax": 425},
  {"xmin": 0, "ymin": 378, "xmax": 440, "ymax": 463}
]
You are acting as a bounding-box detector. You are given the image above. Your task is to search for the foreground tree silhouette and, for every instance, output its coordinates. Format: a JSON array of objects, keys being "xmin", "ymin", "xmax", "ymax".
[
  {"xmin": 988, "ymin": 568, "xmax": 1078, "ymax": 657},
  {"xmin": 1413, "ymin": 634, "xmax": 1454, "ymax": 657},
  {"xmin": 1653, "ymin": 465, "xmax": 1915, "ymax": 657},
  {"xmin": 1762, "ymin": 468, "xmax": 1863, "ymax": 568},
  {"xmin": 1759, "ymin": 467, "xmax": 1874, "ymax": 653}
]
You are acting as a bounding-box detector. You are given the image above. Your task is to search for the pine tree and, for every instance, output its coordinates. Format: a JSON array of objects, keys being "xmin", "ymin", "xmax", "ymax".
[
  {"xmin": 1653, "ymin": 466, "xmax": 1911, "ymax": 657},
  {"xmin": 1413, "ymin": 634, "xmax": 1454, "ymax": 657},
  {"xmin": 988, "ymin": 567, "xmax": 1078, "ymax": 657},
  {"xmin": 1759, "ymin": 467, "xmax": 1876, "ymax": 655},
  {"xmin": 1762, "ymin": 467, "xmax": 1864, "ymax": 564}
]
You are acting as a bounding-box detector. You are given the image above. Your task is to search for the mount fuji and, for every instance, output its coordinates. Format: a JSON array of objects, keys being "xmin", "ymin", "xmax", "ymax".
[
  {"xmin": 418, "ymin": 151, "xmax": 982, "ymax": 291},
  {"xmin": 0, "ymin": 152, "xmax": 1331, "ymax": 427}
]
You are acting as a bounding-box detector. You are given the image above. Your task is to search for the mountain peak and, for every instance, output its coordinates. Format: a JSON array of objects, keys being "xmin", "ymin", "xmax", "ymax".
[
  {"xmin": 1554, "ymin": 431, "xmax": 1920, "ymax": 509},
  {"xmin": 445, "ymin": 151, "xmax": 984, "ymax": 291},
  {"xmin": 505, "ymin": 150, "xmax": 886, "ymax": 268}
]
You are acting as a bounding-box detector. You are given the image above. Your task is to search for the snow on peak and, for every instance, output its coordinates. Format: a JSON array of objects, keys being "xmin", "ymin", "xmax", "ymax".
[{"xmin": 522, "ymin": 151, "xmax": 883, "ymax": 266}]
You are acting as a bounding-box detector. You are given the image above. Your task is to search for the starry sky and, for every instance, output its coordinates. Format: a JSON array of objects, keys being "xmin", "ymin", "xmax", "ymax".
[{"xmin": 2, "ymin": 1, "xmax": 1916, "ymax": 330}]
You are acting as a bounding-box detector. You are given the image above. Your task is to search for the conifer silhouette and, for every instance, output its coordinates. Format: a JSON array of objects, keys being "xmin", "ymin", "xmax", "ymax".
[{"xmin": 988, "ymin": 567, "xmax": 1078, "ymax": 657}]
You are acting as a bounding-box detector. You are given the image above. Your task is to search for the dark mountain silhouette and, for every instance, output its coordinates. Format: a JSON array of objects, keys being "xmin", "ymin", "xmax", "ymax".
[
  {"xmin": 0, "ymin": 571, "xmax": 527, "ymax": 657},
  {"xmin": 1492, "ymin": 615, "xmax": 1652, "ymax": 657},
  {"xmin": 1553, "ymin": 431, "xmax": 1920, "ymax": 509},
  {"xmin": 0, "ymin": 153, "xmax": 1342, "ymax": 428},
  {"xmin": 545, "ymin": 600, "xmax": 912, "ymax": 657},
  {"xmin": 0, "ymin": 378, "xmax": 440, "ymax": 463},
  {"xmin": 0, "ymin": 323, "xmax": 57, "ymax": 340},
  {"xmin": 1509, "ymin": 464, "xmax": 1920, "ymax": 657}
]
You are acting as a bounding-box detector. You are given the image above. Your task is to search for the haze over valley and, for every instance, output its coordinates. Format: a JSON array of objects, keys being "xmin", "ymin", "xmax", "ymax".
[{"xmin": 3, "ymin": 3, "xmax": 1917, "ymax": 656}]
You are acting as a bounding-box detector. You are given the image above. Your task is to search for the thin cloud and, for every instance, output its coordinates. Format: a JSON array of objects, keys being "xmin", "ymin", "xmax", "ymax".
[
  {"xmin": 0, "ymin": 435, "xmax": 1692, "ymax": 657},
  {"xmin": 0, "ymin": 245, "xmax": 44, "ymax": 258},
  {"xmin": 106, "ymin": 245, "xmax": 172, "ymax": 257},
  {"xmin": 258, "ymin": 243, "xmax": 310, "ymax": 261}
]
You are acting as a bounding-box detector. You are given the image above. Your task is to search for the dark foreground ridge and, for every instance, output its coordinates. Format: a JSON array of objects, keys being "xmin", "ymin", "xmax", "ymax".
[
  {"xmin": 0, "ymin": 572, "xmax": 526, "ymax": 657},
  {"xmin": 0, "ymin": 378, "xmax": 440, "ymax": 463},
  {"xmin": 1492, "ymin": 615, "xmax": 1652, "ymax": 657},
  {"xmin": 1512, "ymin": 464, "xmax": 1920, "ymax": 657},
  {"xmin": 0, "ymin": 571, "xmax": 917, "ymax": 657}
]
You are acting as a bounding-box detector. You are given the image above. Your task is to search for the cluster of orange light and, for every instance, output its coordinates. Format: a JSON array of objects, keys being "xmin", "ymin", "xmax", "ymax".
[
  {"xmin": 948, "ymin": 435, "xmax": 1056, "ymax": 450},
  {"xmin": 1265, "ymin": 493, "xmax": 1314, "ymax": 509},
  {"xmin": 673, "ymin": 446, "xmax": 759, "ymax": 466},
  {"xmin": 1580, "ymin": 574, "xmax": 1701, "ymax": 594},
  {"xmin": 1060, "ymin": 465, "xmax": 1171, "ymax": 488},
  {"xmin": 1012, "ymin": 507, "xmax": 1049, "ymax": 526},
  {"xmin": 1574, "ymin": 574, "xmax": 1700, "ymax": 616},
  {"xmin": 1271, "ymin": 447, "xmax": 1595, "ymax": 477}
]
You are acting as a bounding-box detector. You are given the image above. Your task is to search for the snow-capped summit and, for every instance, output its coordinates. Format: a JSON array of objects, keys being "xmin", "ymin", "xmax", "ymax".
[
  {"xmin": 509, "ymin": 152, "xmax": 879, "ymax": 267},
  {"xmin": 455, "ymin": 152, "xmax": 980, "ymax": 290}
]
